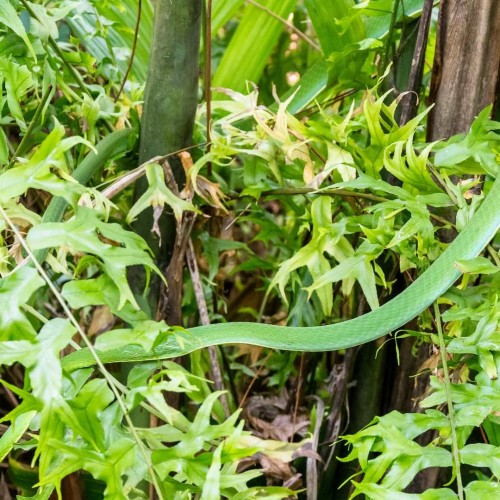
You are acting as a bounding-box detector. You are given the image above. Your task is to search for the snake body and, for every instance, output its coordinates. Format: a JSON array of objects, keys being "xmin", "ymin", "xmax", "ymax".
[{"xmin": 63, "ymin": 175, "xmax": 500, "ymax": 371}]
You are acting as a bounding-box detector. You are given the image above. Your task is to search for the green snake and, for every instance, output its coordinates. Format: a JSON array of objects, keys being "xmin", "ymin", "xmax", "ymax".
[{"xmin": 62, "ymin": 169, "xmax": 500, "ymax": 371}]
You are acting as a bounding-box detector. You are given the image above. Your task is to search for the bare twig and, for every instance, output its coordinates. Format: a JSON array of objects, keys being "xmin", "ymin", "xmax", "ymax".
[
  {"xmin": 114, "ymin": 0, "xmax": 142, "ymax": 102},
  {"xmin": 8, "ymin": 85, "xmax": 53, "ymax": 169},
  {"xmin": 306, "ymin": 396, "xmax": 325, "ymax": 500},
  {"xmin": 399, "ymin": 0, "xmax": 434, "ymax": 125},
  {"xmin": 244, "ymin": 0, "xmax": 320, "ymax": 51},
  {"xmin": 99, "ymin": 143, "xmax": 207, "ymax": 199},
  {"xmin": 186, "ymin": 239, "xmax": 231, "ymax": 418},
  {"xmin": 204, "ymin": 0, "xmax": 213, "ymax": 177}
]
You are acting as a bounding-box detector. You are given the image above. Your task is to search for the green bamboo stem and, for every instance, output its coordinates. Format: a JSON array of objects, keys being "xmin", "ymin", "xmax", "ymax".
[{"xmin": 131, "ymin": 0, "xmax": 203, "ymax": 313}]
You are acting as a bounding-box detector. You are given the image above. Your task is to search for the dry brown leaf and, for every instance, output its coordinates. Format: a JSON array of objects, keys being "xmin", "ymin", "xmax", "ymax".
[{"xmin": 88, "ymin": 306, "xmax": 116, "ymax": 337}]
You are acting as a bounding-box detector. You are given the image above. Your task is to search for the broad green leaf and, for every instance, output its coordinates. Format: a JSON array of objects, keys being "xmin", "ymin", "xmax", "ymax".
[
  {"xmin": 362, "ymin": 89, "xmax": 431, "ymax": 177},
  {"xmin": 464, "ymin": 480, "xmax": 500, "ymax": 499},
  {"xmin": 0, "ymin": 123, "xmax": 90, "ymax": 204},
  {"xmin": 61, "ymin": 274, "xmax": 148, "ymax": 324},
  {"xmin": 461, "ymin": 444, "xmax": 500, "ymax": 478},
  {"xmin": 0, "ymin": 128, "xmax": 8, "ymax": 165},
  {"xmin": 0, "ymin": 266, "xmax": 44, "ymax": 341},
  {"xmin": 212, "ymin": 0, "xmax": 243, "ymax": 34},
  {"xmin": 40, "ymin": 437, "xmax": 137, "ymax": 499},
  {"xmin": 231, "ymin": 486, "xmax": 297, "ymax": 499},
  {"xmin": 351, "ymin": 482, "xmax": 456, "ymax": 499},
  {"xmin": 17, "ymin": 486, "xmax": 54, "ymax": 500},
  {"xmin": 0, "ymin": 410, "xmax": 35, "ymax": 461},
  {"xmin": 306, "ymin": 254, "xmax": 380, "ymax": 310},
  {"xmin": 201, "ymin": 443, "xmax": 223, "ymax": 500},
  {"xmin": 0, "ymin": 319, "xmax": 75, "ymax": 403},
  {"xmin": 269, "ymin": 197, "xmax": 349, "ymax": 315},
  {"xmin": 342, "ymin": 414, "xmax": 453, "ymax": 490},
  {"xmin": 27, "ymin": 208, "xmax": 162, "ymax": 309},
  {"xmin": 0, "ymin": 59, "xmax": 34, "ymax": 130},
  {"xmin": 434, "ymin": 107, "xmax": 500, "ymax": 176},
  {"xmin": 347, "ymin": 0, "xmax": 425, "ymax": 40},
  {"xmin": 278, "ymin": 60, "xmax": 329, "ymax": 114},
  {"xmin": 68, "ymin": 0, "xmax": 154, "ymax": 82},
  {"xmin": 199, "ymin": 232, "xmax": 251, "ymax": 281},
  {"xmin": 304, "ymin": 0, "xmax": 364, "ymax": 57},
  {"xmin": 384, "ymin": 139, "xmax": 440, "ymax": 194},
  {"xmin": 68, "ymin": 379, "xmax": 114, "ymax": 450},
  {"xmin": 0, "ymin": 0, "xmax": 36, "ymax": 59},
  {"xmin": 213, "ymin": 0, "xmax": 296, "ymax": 94},
  {"xmin": 455, "ymin": 257, "xmax": 499, "ymax": 275},
  {"xmin": 31, "ymin": 320, "xmax": 77, "ymax": 403}
]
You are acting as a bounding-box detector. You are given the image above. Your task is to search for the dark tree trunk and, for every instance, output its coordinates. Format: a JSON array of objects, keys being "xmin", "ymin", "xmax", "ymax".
[
  {"xmin": 428, "ymin": 0, "xmax": 500, "ymax": 139},
  {"xmin": 391, "ymin": 0, "xmax": 500, "ymax": 493},
  {"xmin": 130, "ymin": 0, "xmax": 202, "ymax": 317}
]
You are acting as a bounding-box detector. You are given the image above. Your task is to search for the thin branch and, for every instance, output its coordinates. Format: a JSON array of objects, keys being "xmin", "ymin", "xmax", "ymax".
[
  {"xmin": 186, "ymin": 239, "xmax": 231, "ymax": 418},
  {"xmin": 8, "ymin": 84, "xmax": 53, "ymax": 169},
  {"xmin": 114, "ymin": 0, "xmax": 142, "ymax": 103},
  {"xmin": 256, "ymin": 187, "xmax": 453, "ymax": 227},
  {"xmin": 382, "ymin": 0, "xmax": 400, "ymax": 71},
  {"xmin": 244, "ymin": 0, "xmax": 321, "ymax": 51},
  {"xmin": 399, "ymin": 0, "xmax": 434, "ymax": 124},
  {"xmin": 297, "ymin": 89, "xmax": 359, "ymax": 118},
  {"xmin": 205, "ymin": 0, "xmax": 213, "ymax": 177},
  {"xmin": 0, "ymin": 206, "xmax": 164, "ymax": 500},
  {"xmin": 433, "ymin": 304, "xmax": 464, "ymax": 500},
  {"xmin": 98, "ymin": 142, "xmax": 207, "ymax": 200}
]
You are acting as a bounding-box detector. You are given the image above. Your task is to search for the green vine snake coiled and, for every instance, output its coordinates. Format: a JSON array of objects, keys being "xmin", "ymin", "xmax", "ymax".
[{"xmin": 63, "ymin": 174, "xmax": 500, "ymax": 372}]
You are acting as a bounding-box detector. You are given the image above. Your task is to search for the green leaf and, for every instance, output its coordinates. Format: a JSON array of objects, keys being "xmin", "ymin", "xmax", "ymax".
[
  {"xmin": 27, "ymin": 208, "xmax": 163, "ymax": 309},
  {"xmin": 464, "ymin": 480, "xmax": 500, "ymax": 499},
  {"xmin": 61, "ymin": 274, "xmax": 148, "ymax": 325},
  {"xmin": 0, "ymin": 127, "xmax": 8, "ymax": 165},
  {"xmin": 213, "ymin": 0, "xmax": 296, "ymax": 94},
  {"xmin": 269, "ymin": 197, "xmax": 344, "ymax": 315},
  {"xmin": 68, "ymin": 379, "xmax": 114, "ymax": 450},
  {"xmin": 434, "ymin": 107, "xmax": 500, "ymax": 176},
  {"xmin": 0, "ymin": 59, "xmax": 34, "ymax": 130},
  {"xmin": 0, "ymin": 319, "xmax": 76, "ymax": 403},
  {"xmin": 455, "ymin": 257, "xmax": 499, "ymax": 275},
  {"xmin": 212, "ymin": 0, "xmax": 243, "ymax": 34},
  {"xmin": 17, "ymin": 486, "xmax": 55, "ymax": 500},
  {"xmin": 351, "ymin": 482, "xmax": 456, "ymax": 499},
  {"xmin": 306, "ymin": 254, "xmax": 380, "ymax": 310},
  {"xmin": 461, "ymin": 443, "xmax": 500, "ymax": 478},
  {"xmin": 0, "ymin": 123, "xmax": 90, "ymax": 204},
  {"xmin": 40, "ymin": 437, "xmax": 138, "ymax": 499},
  {"xmin": 0, "ymin": 0, "xmax": 36, "ymax": 59},
  {"xmin": 304, "ymin": 0, "xmax": 364, "ymax": 57},
  {"xmin": 384, "ymin": 139, "xmax": 440, "ymax": 194},
  {"xmin": 127, "ymin": 163, "xmax": 196, "ymax": 225},
  {"xmin": 0, "ymin": 410, "xmax": 35, "ymax": 461},
  {"xmin": 201, "ymin": 443, "xmax": 223, "ymax": 500},
  {"xmin": 0, "ymin": 266, "xmax": 44, "ymax": 341}
]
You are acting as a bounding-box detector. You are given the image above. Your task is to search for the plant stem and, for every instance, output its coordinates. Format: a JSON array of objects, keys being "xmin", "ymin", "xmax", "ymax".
[
  {"xmin": 7, "ymin": 84, "xmax": 53, "ymax": 169},
  {"xmin": 382, "ymin": 0, "xmax": 400, "ymax": 71},
  {"xmin": 244, "ymin": 0, "xmax": 320, "ymax": 51},
  {"xmin": 0, "ymin": 206, "xmax": 165, "ymax": 500},
  {"xmin": 114, "ymin": 0, "xmax": 142, "ymax": 103},
  {"xmin": 253, "ymin": 187, "xmax": 453, "ymax": 227},
  {"xmin": 19, "ymin": 0, "xmax": 113, "ymax": 132},
  {"xmin": 204, "ymin": 0, "xmax": 213, "ymax": 177},
  {"xmin": 433, "ymin": 303, "xmax": 464, "ymax": 500}
]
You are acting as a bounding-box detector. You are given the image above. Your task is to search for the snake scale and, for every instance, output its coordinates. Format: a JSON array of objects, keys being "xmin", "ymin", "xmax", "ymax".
[{"xmin": 62, "ymin": 173, "xmax": 500, "ymax": 371}]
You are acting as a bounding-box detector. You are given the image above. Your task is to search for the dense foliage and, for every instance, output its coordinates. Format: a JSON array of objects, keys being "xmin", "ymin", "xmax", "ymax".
[{"xmin": 0, "ymin": 0, "xmax": 498, "ymax": 498}]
